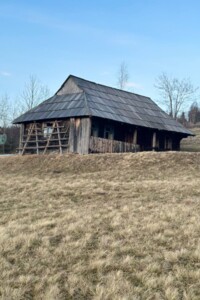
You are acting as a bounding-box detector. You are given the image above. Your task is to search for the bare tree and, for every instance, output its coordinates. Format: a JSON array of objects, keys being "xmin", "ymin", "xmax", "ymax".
[
  {"xmin": 0, "ymin": 94, "xmax": 10, "ymax": 128},
  {"xmin": 188, "ymin": 101, "xmax": 200, "ymax": 124},
  {"xmin": 155, "ymin": 73, "xmax": 198, "ymax": 120},
  {"xmin": 117, "ymin": 62, "xmax": 129, "ymax": 90},
  {"xmin": 0, "ymin": 75, "xmax": 50, "ymax": 153},
  {"xmin": 177, "ymin": 111, "xmax": 188, "ymax": 127},
  {"xmin": 19, "ymin": 75, "xmax": 50, "ymax": 113}
]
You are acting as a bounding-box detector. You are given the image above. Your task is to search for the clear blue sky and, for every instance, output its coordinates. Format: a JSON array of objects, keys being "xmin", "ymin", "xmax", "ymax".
[{"xmin": 1, "ymin": 0, "xmax": 200, "ymax": 108}]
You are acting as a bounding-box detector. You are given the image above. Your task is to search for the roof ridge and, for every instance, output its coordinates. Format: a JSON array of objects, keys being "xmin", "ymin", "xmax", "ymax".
[{"xmin": 70, "ymin": 75, "xmax": 151, "ymax": 99}]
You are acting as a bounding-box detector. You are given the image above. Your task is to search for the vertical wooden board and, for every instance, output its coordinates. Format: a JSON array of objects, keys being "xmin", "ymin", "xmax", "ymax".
[
  {"xmin": 74, "ymin": 120, "xmax": 79, "ymax": 152},
  {"xmin": 69, "ymin": 118, "xmax": 76, "ymax": 153},
  {"xmin": 133, "ymin": 129, "xmax": 137, "ymax": 145},
  {"xmin": 152, "ymin": 132, "xmax": 157, "ymax": 149},
  {"xmin": 100, "ymin": 138, "xmax": 102, "ymax": 153},
  {"xmin": 76, "ymin": 118, "xmax": 82, "ymax": 154},
  {"xmin": 76, "ymin": 118, "xmax": 91, "ymax": 154}
]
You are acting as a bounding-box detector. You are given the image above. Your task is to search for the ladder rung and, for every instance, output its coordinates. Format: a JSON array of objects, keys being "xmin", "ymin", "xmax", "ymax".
[
  {"xmin": 23, "ymin": 134, "xmax": 44, "ymax": 137},
  {"xmin": 20, "ymin": 145, "xmax": 69, "ymax": 150},
  {"xmin": 22, "ymin": 138, "xmax": 68, "ymax": 143}
]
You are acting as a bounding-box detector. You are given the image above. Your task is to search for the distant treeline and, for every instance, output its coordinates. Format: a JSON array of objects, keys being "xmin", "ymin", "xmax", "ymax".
[{"xmin": 178, "ymin": 102, "xmax": 200, "ymax": 128}]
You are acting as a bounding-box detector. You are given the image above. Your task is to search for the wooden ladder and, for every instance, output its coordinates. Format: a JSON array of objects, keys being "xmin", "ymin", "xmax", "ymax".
[{"xmin": 21, "ymin": 120, "xmax": 70, "ymax": 155}]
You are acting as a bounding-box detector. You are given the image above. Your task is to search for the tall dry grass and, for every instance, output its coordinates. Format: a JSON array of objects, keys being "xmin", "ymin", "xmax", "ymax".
[{"xmin": 0, "ymin": 152, "xmax": 200, "ymax": 299}]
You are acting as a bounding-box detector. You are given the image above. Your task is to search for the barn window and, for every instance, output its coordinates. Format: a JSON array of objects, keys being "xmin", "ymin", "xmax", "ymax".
[
  {"xmin": 104, "ymin": 125, "xmax": 114, "ymax": 140},
  {"xmin": 43, "ymin": 123, "xmax": 53, "ymax": 138}
]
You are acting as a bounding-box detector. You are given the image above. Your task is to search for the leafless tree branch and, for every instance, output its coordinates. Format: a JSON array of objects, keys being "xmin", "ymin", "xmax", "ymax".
[
  {"xmin": 155, "ymin": 73, "xmax": 198, "ymax": 119},
  {"xmin": 19, "ymin": 75, "xmax": 50, "ymax": 114},
  {"xmin": 0, "ymin": 94, "xmax": 10, "ymax": 128},
  {"xmin": 117, "ymin": 62, "xmax": 129, "ymax": 90}
]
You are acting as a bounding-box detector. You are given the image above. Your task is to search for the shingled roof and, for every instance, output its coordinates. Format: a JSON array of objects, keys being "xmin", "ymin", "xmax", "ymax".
[{"xmin": 13, "ymin": 75, "xmax": 192, "ymax": 135}]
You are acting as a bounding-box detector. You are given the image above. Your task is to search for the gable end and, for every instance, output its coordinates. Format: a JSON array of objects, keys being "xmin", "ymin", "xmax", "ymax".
[{"xmin": 56, "ymin": 76, "xmax": 83, "ymax": 95}]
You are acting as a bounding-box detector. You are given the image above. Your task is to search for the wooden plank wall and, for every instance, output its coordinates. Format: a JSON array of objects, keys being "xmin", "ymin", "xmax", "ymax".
[
  {"xmin": 90, "ymin": 136, "xmax": 139, "ymax": 153},
  {"xmin": 69, "ymin": 118, "xmax": 76, "ymax": 153},
  {"xmin": 69, "ymin": 117, "xmax": 91, "ymax": 154},
  {"xmin": 77, "ymin": 118, "xmax": 91, "ymax": 154},
  {"xmin": 57, "ymin": 77, "xmax": 82, "ymax": 95}
]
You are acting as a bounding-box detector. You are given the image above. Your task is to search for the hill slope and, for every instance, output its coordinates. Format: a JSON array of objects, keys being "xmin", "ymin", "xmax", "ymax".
[
  {"xmin": 1, "ymin": 152, "xmax": 200, "ymax": 299},
  {"xmin": 181, "ymin": 127, "xmax": 200, "ymax": 151}
]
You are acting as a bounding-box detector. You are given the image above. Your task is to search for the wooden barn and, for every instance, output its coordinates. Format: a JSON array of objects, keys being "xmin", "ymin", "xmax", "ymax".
[{"xmin": 13, "ymin": 75, "xmax": 193, "ymax": 155}]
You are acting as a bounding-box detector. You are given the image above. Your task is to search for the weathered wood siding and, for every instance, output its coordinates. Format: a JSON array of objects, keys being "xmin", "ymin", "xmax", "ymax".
[
  {"xmin": 69, "ymin": 118, "xmax": 76, "ymax": 152},
  {"xmin": 57, "ymin": 77, "xmax": 82, "ymax": 95},
  {"xmin": 90, "ymin": 136, "xmax": 139, "ymax": 153},
  {"xmin": 69, "ymin": 117, "xmax": 91, "ymax": 154}
]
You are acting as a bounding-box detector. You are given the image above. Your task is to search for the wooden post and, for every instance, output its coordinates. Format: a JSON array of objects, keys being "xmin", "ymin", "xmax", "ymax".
[
  {"xmin": 152, "ymin": 132, "xmax": 156, "ymax": 150},
  {"xmin": 35, "ymin": 122, "xmax": 39, "ymax": 155},
  {"xmin": 56, "ymin": 120, "xmax": 63, "ymax": 155},
  {"xmin": 133, "ymin": 129, "xmax": 137, "ymax": 145},
  {"xmin": 69, "ymin": 118, "xmax": 76, "ymax": 153},
  {"xmin": 168, "ymin": 137, "xmax": 172, "ymax": 150},
  {"xmin": 19, "ymin": 124, "xmax": 24, "ymax": 154},
  {"xmin": 22, "ymin": 124, "xmax": 34, "ymax": 155}
]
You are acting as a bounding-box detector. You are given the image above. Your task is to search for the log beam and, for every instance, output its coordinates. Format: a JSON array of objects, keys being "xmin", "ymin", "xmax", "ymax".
[
  {"xmin": 152, "ymin": 132, "xmax": 156, "ymax": 150},
  {"xmin": 133, "ymin": 129, "xmax": 137, "ymax": 145}
]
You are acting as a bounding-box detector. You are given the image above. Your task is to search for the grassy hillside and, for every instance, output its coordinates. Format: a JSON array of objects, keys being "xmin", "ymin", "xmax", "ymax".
[
  {"xmin": 181, "ymin": 127, "xmax": 200, "ymax": 152},
  {"xmin": 1, "ymin": 152, "xmax": 200, "ymax": 299}
]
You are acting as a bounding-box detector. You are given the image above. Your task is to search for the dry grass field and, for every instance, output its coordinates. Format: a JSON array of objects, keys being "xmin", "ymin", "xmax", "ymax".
[
  {"xmin": 1, "ymin": 152, "xmax": 200, "ymax": 299},
  {"xmin": 181, "ymin": 127, "xmax": 200, "ymax": 152}
]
